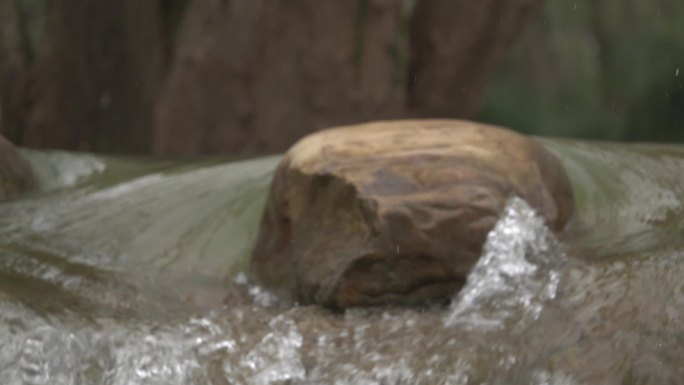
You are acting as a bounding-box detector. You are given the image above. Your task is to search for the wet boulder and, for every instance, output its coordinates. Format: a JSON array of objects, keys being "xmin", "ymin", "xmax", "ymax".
[
  {"xmin": 251, "ymin": 120, "xmax": 574, "ymax": 308},
  {"xmin": 0, "ymin": 135, "xmax": 36, "ymax": 199}
]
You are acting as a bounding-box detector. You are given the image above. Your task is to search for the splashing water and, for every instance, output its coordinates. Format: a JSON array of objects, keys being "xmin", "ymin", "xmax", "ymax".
[
  {"xmin": 445, "ymin": 197, "xmax": 563, "ymax": 331},
  {"xmin": 1, "ymin": 140, "xmax": 684, "ymax": 384}
]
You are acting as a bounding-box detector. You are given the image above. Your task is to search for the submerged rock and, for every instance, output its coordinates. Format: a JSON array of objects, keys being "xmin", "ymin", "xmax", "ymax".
[
  {"xmin": 250, "ymin": 120, "xmax": 574, "ymax": 308},
  {"xmin": 0, "ymin": 135, "xmax": 36, "ymax": 199}
]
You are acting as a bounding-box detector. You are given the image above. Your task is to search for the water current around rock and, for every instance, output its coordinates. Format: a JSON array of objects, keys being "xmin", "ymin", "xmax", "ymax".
[{"xmin": 0, "ymin": 140, "xmax": 682, "ymax": 384}]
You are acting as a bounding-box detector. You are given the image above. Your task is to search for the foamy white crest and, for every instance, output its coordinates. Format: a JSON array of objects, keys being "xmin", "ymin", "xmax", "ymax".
[
  {"xmin": 531, "ymin": 370, "xmax": 580, "ymax": 385},
  {"xmin": 444, "ymin": 197, "xmax": 563, "ymax": 330},
  {"xmin": 238, "ymin": 315, "xmax": 305, "ymax": 385},
  {"xmin": 22, "ymin": 150, "xmax": 106, "ymax": 191}
]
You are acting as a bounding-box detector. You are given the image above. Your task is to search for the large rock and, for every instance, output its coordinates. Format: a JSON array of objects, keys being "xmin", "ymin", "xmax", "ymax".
[
  {"xmin": 0, "ymin": 135, "xmax": 36, "ymax": 199},
  {"xmin": 251, "ymin": 120, "xmax": 574, "ymax": 308}
]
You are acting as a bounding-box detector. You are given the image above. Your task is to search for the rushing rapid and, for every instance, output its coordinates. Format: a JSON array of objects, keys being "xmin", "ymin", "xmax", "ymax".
[{"xmin": 0, "ymin": 140, "xmax": 683, "ymax": 384}]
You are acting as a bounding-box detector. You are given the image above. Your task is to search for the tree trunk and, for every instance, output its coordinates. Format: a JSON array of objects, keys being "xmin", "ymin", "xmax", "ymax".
[
  {"xmin": 408, "ymin": 0, "xmax": 543, "ymax": 118},
  {"xmin": 0, "ymin": 0, "xmax": 31, "ymax": 144},
  {"xmin": 3, "ymin": 0, "xmax": 543, "ymax": 156},
  {"xmin": 20, "ymin": 0, "xmax": 163, "ymax": 153},
  {"xmin": 153, "ymin": 0, "xmax": 406, "ymax": 156}
]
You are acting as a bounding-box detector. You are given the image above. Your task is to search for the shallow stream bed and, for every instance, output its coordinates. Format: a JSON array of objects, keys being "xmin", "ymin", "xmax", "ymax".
[{"xmin": 0, "ymin": 140, "xmax": 682, "ymax": 384}]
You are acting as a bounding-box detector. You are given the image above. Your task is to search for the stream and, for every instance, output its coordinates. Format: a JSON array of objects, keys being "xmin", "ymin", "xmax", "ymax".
[{"xmin": 0, "ymin": 139, "xmax": 682, "ymax": 384}]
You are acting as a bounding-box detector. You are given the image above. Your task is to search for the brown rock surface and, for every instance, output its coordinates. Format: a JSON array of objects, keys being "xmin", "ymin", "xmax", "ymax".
[
  {"xmin": 251, "ymin": 120, "xmax": 573, "ymax": 308},
  {"xmin": 0, "ymin": 135, "xmax": 36, "ymax": 199}
]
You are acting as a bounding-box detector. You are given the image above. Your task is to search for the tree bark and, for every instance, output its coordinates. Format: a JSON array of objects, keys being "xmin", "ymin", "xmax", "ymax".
[
  {"xmin": 408, "ymin": 0, "xmax": 543, "ymax": 118},
  {"xmin": 0, "ymin": 0, "xmax": 31, "ymax": 144},
  {"xmin": 153, "ymin": 0, "xmax": 406, "ymax": 156},
  {"xmin": 2, "ymin": 0, "xmax": 543, "ymax": 156},
  {"xmin": 20, "ymin": 0, "xmax": 163, "ymax": 153}
]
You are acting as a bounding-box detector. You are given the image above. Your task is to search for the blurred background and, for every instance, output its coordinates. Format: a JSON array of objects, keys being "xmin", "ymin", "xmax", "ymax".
[{"xmin": 0, "ymin": 0, "xmax": 682, "ymax": 157}]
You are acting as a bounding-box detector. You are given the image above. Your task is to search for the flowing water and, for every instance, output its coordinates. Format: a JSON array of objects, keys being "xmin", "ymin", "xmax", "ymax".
[{"xmin": 0, "ymin": 140, "xmax": 682, "ymax": 385}]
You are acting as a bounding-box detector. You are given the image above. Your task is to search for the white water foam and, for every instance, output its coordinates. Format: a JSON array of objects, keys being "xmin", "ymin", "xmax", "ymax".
[{"xmin": 445, "ymin": 197, "xmax": 564, "ymax": 331}]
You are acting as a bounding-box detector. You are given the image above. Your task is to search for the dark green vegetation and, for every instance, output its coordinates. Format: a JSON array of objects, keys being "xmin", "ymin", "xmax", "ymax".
[{"xmin": 481, "ymin": 0, "xmax": 684, "ymax": 142}]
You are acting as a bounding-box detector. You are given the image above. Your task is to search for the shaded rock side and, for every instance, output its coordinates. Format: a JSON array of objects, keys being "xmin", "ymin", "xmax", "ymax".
[
  {"xmin": 0, "ymin": 135, "xmax": 36, "ymax": 199},
  {"xmin": 250, "ymin": 120, "xmax": 574, "ymax": 308}
]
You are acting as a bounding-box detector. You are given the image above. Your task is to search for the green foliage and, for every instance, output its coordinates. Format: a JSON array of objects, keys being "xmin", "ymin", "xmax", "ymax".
[
  {"xmin": 353, "ymin": 0, "xmax": 370, "ymax": 79},
  {"xmin": 390, "ymin": 0, "xmax": 416, "ymax": 86},
  {"xmin": 18, "ymin": 0, "xmax": 46, "ymax": 60},
  {"xmin": 160, "ymin": 0, "xmax": 189, "ymax": 53},
  {"xmin": 480, "ymin": 0, "xmax": 684, "ymax": 142}
]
